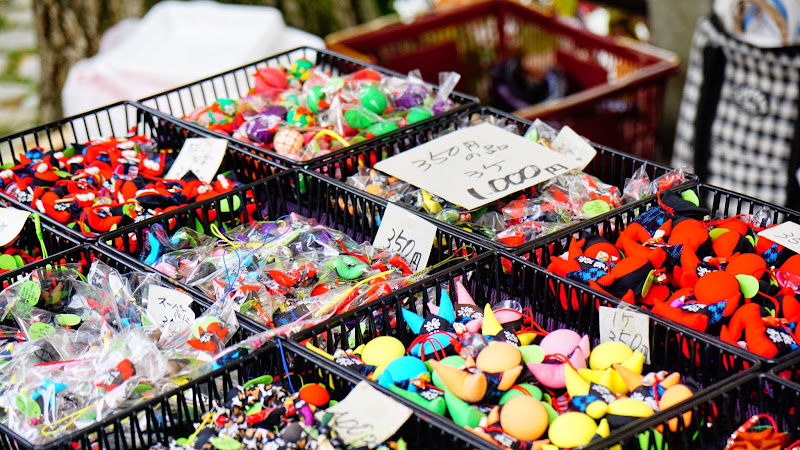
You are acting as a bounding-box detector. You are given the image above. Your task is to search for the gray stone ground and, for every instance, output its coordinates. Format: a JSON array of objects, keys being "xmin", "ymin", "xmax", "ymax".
[{"xmin": 0, "ymin": 0, "xmax": 39, "ymax": 137}]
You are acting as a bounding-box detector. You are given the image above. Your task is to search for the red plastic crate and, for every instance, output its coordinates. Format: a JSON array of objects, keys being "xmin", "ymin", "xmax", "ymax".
[{"xmin": 326, "ymin": 0, "xmax": 679, "ymax": 161}]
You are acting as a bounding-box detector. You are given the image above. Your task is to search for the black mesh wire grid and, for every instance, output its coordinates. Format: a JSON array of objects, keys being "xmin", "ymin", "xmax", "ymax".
[
  {"xmin": 98, "ymin": 168, "xmax": 494, "ymax": 335},
  {"xmin": 293, "ymin": 251, "xmax": 761, "ymax": 450},
  {"xmin": 0, "ymin": 245, "xmax": 263, "ymax": 450},
  {"xmin": 0, "ymin": 101, "xmax": 286, "ymax": 242},
  {"xmin": 138, "ymin": 46, "xmax": 479, "ymax": 168},
  {"xmin": 307, "ymin": 105, "xmax": 697, "ymax": 253},
  {"xmin": 514, "ymin": 183, "xmax": 800, "ymax": 366}
]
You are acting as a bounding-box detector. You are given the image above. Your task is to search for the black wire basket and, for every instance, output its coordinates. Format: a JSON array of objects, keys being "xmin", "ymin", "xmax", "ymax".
[
  {"xmin": 0, "ymin": 208, "xmax": 80, "ymax": 278},
  {"xmin": 0, "ymin": 101, "xmax": 286, "ymax": 242},
  {"xmin": 292, "ymin": 251, "xmax": 761, "ymax": 450},
  {"xmin": 306, "ymin": 105, "xmax": 697, "ymax": 253},
  {"xmin": 514, "ymin": 183, "xmax": 800, "ymax": 366},
  {"xmin": 1, "ymin": 330, "xmax": 477, "ymax": 449},
  {"xmin": 98, "ymin": 168, "xmax": 493, "ymax": 335},
  {"xmin": 138, "ymin": 46, "xmax": 479, "ymax": 168},
  {"xmin": 599, "ymin": 372, "xmax": 800, "ymax": 449},
  {"xmin": 770, "ymin": 352, "xmax": 800, "ymax": 392},
  {"xmin": 0, "ymin": 245, "xmax": 263, "ymax": 450}
]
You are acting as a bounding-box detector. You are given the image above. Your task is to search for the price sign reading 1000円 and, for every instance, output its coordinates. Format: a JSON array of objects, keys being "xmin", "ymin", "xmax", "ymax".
[{"xmin": 373, "ymin": 123, "xmax": 583, "ymax": 210}]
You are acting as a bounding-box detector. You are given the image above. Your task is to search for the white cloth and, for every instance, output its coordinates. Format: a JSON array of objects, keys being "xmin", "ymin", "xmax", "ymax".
[{"xmin": 62, "ymin": 0, "xmax": 324, "ymax": 116}]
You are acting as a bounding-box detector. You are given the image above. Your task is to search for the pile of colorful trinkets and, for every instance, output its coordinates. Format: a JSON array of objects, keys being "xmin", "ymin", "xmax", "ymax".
[{"xmin": 185, "ymin": 61, "xmax": 461, "ymax": 161}]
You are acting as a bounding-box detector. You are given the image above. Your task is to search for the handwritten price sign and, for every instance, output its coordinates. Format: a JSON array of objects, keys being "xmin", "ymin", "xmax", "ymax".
[
  {"xmin": 373, "ymin": 123, "xmax": 583, "ymax": 210},
  {"xmin": 758, "ymin": 222, "xmax": 800, "ymax": 254},
  {"xmin": 598, "ymin": 306, "xmax": 651, "ymax": 364},
  {"xmin": 374, "ymin": 203, "xmax": 437, "ymax": 272},
  {"xmin": 146, "ymin": 285, "xmax": 196, "ymax": 329},
  {"xmin": 0, "ymin": 208, "xmax": 30, "ymax": 247},
  {"xmin": 320, "ymin": 381, "xmax": 412, "ymax": 447},
  {"xmin": 550, "ymin": 125, "xmax": 597, "ymax": 171},
  {"xmin": 164, "ymin": 138, "xmax": 228, "ymax": 183}
]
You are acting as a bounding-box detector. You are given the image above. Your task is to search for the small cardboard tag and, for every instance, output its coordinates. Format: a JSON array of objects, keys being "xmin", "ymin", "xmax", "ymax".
[
  {"xmin": 598, "ymin": 305, "xmax": 651, "ymax": 364},
  {"xmin": 146, "ymin": 285, "xmax": 195, "ymax": 329},
  {"xmin": 550, "ymin": 125, "xmax": 597, "ymax": 171},
  {"xmin": 0, "ymin": 208, "xmax": 30, "ymax": 247},
  {"xmin": 374, "ymin": 203, "xmax": 437, "ymax": 272},
  {"xmin": 164, "ymin": 138, "xmax": 228, "ymax": 182},
  {"xmin": 758, "ymin": 222, "xmax": 800, "ymax": 255},
  {"xmin": 321, "ymin": 381, "xmax": 413, "ymax": 447}
]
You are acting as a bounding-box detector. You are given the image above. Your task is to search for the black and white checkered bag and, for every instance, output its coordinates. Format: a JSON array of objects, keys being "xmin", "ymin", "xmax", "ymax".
[{"xmin": 673, "ymin": 13, "xmax": 800, "ymax": 208}]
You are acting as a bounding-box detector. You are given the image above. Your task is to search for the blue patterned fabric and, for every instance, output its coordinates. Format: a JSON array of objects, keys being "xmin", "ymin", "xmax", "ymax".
[
  {"xmin": 629, "ymin": 383, "xmax": 667, "ymax": 411},
  {"xmin": 482, "ymin": 371, "xmax": 505, "ymax": 403},
  {"xmin": 334, "ymin": 356, "xmax": 376, "ymax": 377},
  {"xmin": 680, "ymin": 300, "xmax": 726, "ymax": 328},
  {"xmin": 766, "ymin": 326, "xmax": 800, "ymax": 356},
  {"xmin": 422, "ymin": 314, "xmax": 452, "ymax": 333},
  {"xmin": 487, "ymin": 329, "xmax": 521, "ymax": 346},
  {"xmin": 633, "ymin": 207, "xmax": 670, "ymax": 234},
  {"xmin": 695, "ymin": 261, "xmax": 719, "ymax": 277},
  {"xmin": 662, "ymin": 244, "xmax": 684, "ymax": 270},
  {"xmin": 566, "ymin": 255, "xmax": 610, "ymax": 285},
  {"xmin": 761, "ymin": 243, "xmax": 781, "ymax": 267},
  {"xmin": 575, "ymin": 255, "xmax": 611, "ymax": 272},
  {"xmin": 570, "ymin": 384, "xmax": 616, "ymax": 413},
  {"xmin": 567, "ymin": 267, "xmax": 607, "ymax": 284}
]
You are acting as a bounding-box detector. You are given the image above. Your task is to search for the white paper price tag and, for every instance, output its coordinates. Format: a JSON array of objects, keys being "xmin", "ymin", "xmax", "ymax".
[
  {"xmin": 0, "ymin": 208, "xmax": 30, "ymax": 247},
  {"xmin": 550, "ymin": 125, "xmax": 597, "ymax": 171},
  {"xmin": 164, "ymin": 138, "xmax": 228, "ymax": 182},
  {"xmin": 146, "ymin": 285, "xmax": 195, "ymax": 328},
  {"xmin": 321, "ymin": 381, "xmax": 412, "ymax": 447},
  {"xmin": 758, "ymin": 222, "xmax": 800, "ymax": 255},
  {"xmin": 374, "ymin": 203, "xmax": 437, "ymax": 272},
  {"xmin": 373, "ymin": 123, "xmax": 583, "ymax": 210},
  {"xmin": 598, "ymin": 305, "xmax": 651, "ymax": 364}
]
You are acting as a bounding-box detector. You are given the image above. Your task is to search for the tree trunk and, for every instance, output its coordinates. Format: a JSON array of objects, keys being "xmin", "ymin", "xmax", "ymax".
[
  {"xmin": 32, "ymin": 0, "xmax": 143, "ymax": 122},
  {"xmin": 353, "ymin": 0, "xmax": 381, "ymax": 24}
]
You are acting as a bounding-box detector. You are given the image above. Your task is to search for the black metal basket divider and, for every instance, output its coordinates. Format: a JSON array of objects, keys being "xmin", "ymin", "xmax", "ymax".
[
  {"xmin": 513, "ymin": 183, "xmax": 800, "ymax": 367},
  {"xmin": 0, "ymin": 101, "xmax": 287, "ymax": 243},
  {"xmin": 306, "ymin": 104, "xmax": 697, "ymax": 253},
  {"xmin": 291, "ymin": 251, "xmax": 760, "ymax": 450},
  {"xmin": 97, "ymin": 168, "xmax": 494, "ymax": 335},
  {"xmin": 770, "ymin": 353, "xmax": 800, "ymax": 389},
  {"xmin": 137, "ymin": 46, "xmax": 479, "ymax": 168},
  {"xmin": 0, "ymin": 244, "xmax": 270, "ymax": 450},
  {"xmin": 592, "ymin": 372, "xmax": 800, "ymax": 450}
]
